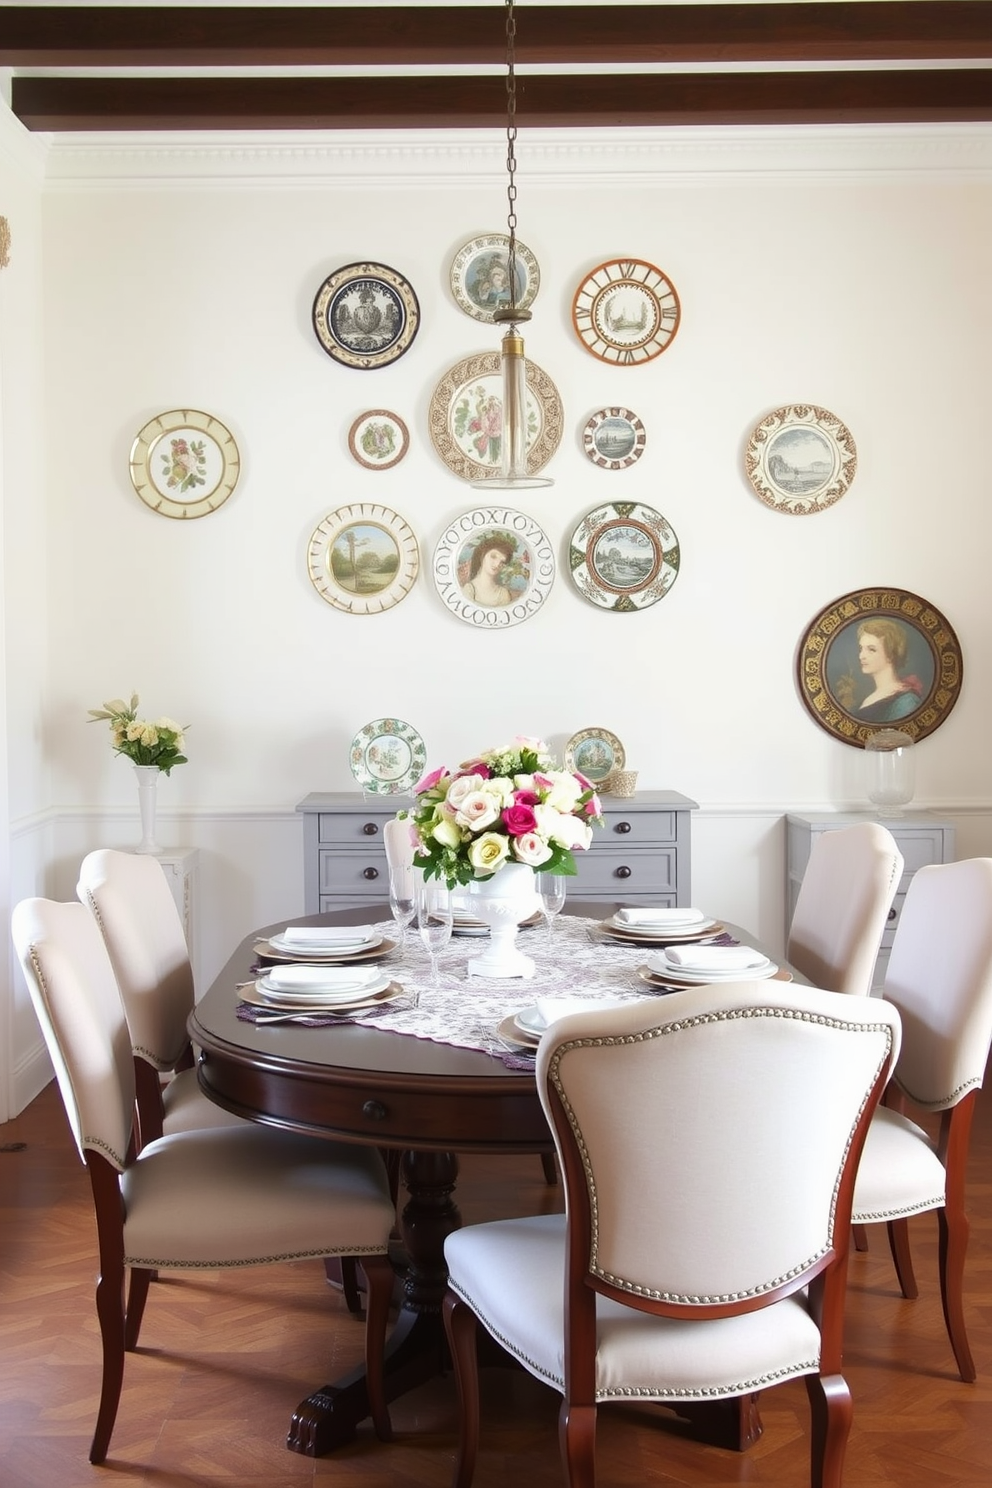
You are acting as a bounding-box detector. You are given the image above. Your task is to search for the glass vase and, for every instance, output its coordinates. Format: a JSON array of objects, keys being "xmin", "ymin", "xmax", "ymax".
[{"xmin": 865, "ymin": 729, "xmax": 916, "ymax": 817}]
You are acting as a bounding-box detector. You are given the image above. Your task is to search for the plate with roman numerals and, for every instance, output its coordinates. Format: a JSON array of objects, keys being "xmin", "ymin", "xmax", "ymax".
[{"xmin": 571, "ymin": 258, "xmax": 681, "ymax": 366}]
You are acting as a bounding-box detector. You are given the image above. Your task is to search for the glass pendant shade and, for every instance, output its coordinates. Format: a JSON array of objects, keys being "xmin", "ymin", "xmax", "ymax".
[
  {"xmin": 865, "ymin": 728, "xmax": 916, "ymax": 816},
  {"xmin": 470, "ymin": 329, "xmax": 553, "ymax": 491}
]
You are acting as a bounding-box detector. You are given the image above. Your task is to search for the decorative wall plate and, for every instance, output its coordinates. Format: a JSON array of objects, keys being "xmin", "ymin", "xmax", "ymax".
[
  {"xmin": 350, "ymin": 718, "xmax": 427, "ymax": 795},
  {"xmin": 428, "ymin": 351, "xmax": 563, "ymax": 482},
  {"xmin": 568, "ymin": 502, "xmax": 680, "ymax": 613},
  {"xmin": 432, "ymin": 507, "xmax": 555, "ymax": 629},
  {"xmin": 571, "ymin": 258, "xmax": 681, "ymax": 365},
  {"xmin": 796, "ymin": 587, "xmax": 963, "ymax": 747},
  {"xmin": 563, "ymin": 729, "xmax": 626, "ymax": 785},
  {"xmin": 449, "ymin": 232, "xmax": 540, "ymax": 324},
  {"xmin": 347, "ymin": 410, "xmax": 409, "ymax": 471},
  {"xmin": 308, "ymin": 503, "xmax": 419, "ymax": 615},
  {"xmin": 745, "ymin": 404, "xmax": 857, "ymax": 515},
  {"xmin": 312, "ymin": 261, "xmax": 420, "ymax": 370},
  {"xmin": 582, "ymin": 407, "xmax": 646, "ymax": 470},
  {"xmin": 129, "ymin": 408, "xmax": 240, "ymax": 520}
]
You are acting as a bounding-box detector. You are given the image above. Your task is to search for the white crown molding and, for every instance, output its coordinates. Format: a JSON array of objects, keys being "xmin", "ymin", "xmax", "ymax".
[{"xmin": 38, "ymin": 123, "xmax": 992, "ymax": 190}]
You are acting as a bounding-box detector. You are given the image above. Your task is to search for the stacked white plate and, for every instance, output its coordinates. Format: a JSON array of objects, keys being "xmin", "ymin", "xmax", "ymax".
[
  {"xmin": 267, "ymin": 925, "xmax": 383, "ymax": 957},
  {"xmin": 645, "ymin": 945, "xmax": 777, "ymax": 984},
  {"xmin": 605, "ymin": 908, "xmax": 719, "ymax": 941},
  {"xmin": 253, "ymin": 964, "xmax": 391, "ymax": 1008}
]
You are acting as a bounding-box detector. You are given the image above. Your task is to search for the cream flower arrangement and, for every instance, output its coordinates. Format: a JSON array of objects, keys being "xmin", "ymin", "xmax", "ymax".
[
  {"xmin": 402, "ymin": 735, "xmax": 603, "ymax": 888},
  {"xmin": 88, "ymin": 693, "xmax": 188, "ymax": 776}
]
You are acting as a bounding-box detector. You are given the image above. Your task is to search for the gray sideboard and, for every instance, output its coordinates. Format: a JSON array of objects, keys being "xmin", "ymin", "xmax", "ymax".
[
  {"xmin": 297, "ymin": 789, "xmax": 697, "ymax": 914},
  {"xmin": 786, "ymin": 811, "xmax": 956, "ymax": 993}
]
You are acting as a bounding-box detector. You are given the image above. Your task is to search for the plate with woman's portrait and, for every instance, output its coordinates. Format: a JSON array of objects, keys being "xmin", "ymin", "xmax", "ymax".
[
  {"xmin": 745, "ymin": 404, "xmax": 857, "ymax": 515},
  {"xmin": 312, "ymin": 261, "xmax": 420, "ymax": 370},
  {"xmin": 428, "ymin": 351, "xmax": 563, "ymax": 482},
  {"xmin": 568, "ymin": 501, "xmax": 680, "ymax": 613},
  {"xmin": 449, "ymin": 233, "xmax": 540, "ymax": 324},
  {"xmin": 308, "ymin": 503, "xmax": 419, "ymax": 615},
  {"xmin": 432, "ymin": 507, "xmax": 555, "ymax": 630},
  {"xmin": 796, "ymin": 588, "xmax": 963, "ymax": 746}
]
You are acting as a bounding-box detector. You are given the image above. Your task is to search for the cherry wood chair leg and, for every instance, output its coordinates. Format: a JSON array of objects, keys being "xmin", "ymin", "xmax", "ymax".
[
  {"xmin": 886, "ymin": 1217, "xmax": 919, "ymax": 1299},
  {"xmin": 89, "ymin": 1160, "xmax": 127, "ymax": 1466},
  {"xmin": 360, "ymin": 1255, "xmax": 395, "ymax": 1441},
  {"xmin": 443, "ymin": 1291, "xmax": 481, "ymax": 1488},
  {"xmin": 338, "ymin": 1256, "xmax": 363, "ymax": 1315},
  {"xmin": 937, "ymin": 1205, "xmax": 977, "ymax": 1381},
  {"xmin": 852, "ymin": 1223, "xmax": 870, "ymax": 1252},
  {"xmin": 124, "ymin": 1266, "xmax": 152, "ymax": 1350},
  {"xmin": 805, "ymin": 1371, "xmax": 853, "ymax": 1488},
  {"xmin": 559, "ymin": 1399, "xmax": 597, "ymax": 1488},
  {"xmin": 540, "ymin": 1149, "xmax": 558, "ymax": 1186}
]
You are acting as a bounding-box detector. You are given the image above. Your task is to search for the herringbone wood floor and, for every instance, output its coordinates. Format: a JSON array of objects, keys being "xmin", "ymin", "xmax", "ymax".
[{"xmin": 2, "ymin": 1076, "xmax": 991, "ymax": 1487}]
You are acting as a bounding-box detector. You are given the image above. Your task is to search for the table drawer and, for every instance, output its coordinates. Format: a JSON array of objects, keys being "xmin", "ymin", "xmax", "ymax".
[{"xmin": 574, "ymin": 848, "xmax": 676, "ymax": 896}]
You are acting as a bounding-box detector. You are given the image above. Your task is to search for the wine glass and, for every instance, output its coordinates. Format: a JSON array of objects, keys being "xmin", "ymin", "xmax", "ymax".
[
  {"xmin": 416, "ymin": 877, "xmax": 453, "ymax": 990},
  {"xmin": 388, "ymin": 867, "xmax": 416, "ymax": 953},
  {"xmin": 538, "ymin": 873, "xmax": 567, "ymax": 948}
]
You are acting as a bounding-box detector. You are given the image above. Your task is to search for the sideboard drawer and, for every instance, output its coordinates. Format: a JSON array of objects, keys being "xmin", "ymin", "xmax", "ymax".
[
  {"xmin": 318, "ymin": 848, "xmax": 387, "ymax": 896},
  {"xmin": 597, "ymin": 809, "xmax": 678, "ymax": 847},
  {"xmin": 575, "ymin": 847, "xmax": 677, "ymax": 896},
  {"xmin": 317, "ymin": 809, "xmax": 398, "ymax": 847}
]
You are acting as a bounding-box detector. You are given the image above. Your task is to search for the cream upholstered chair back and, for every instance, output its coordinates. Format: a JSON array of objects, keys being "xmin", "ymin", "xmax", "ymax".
[
  {"xmin": 77, "ymin": 847, "xmax": 193, "ymax": 1072},
  {"xmin": 787, "ymin": 821, "xmax": 904, "ymax": 996},
  {"xmin": 12, "ymin": 897, "xmax": 136, "ymax": 1170},
  {"xmin": 882, "ymin": 857, "xmax": 992, "ymax": 1110},
  {"xmin": 537, "ymin": 983, "xmax": 902, "ymax": 1303}
]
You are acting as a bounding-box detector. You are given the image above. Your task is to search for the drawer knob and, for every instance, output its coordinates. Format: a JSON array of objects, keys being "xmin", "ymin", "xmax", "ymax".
[
  {"xmin": 614, "ymin": 821, "xmax": 632, "ymax": 835},
  {"xmin": 362, "ymin": 822, "xmax": 379, "ymax": 836},
  {"xmin": 362, "ymin": 1100, "xmax": 388, "ymax": 1122},
  {"xmin": 615, "ymin": 865, "xmax": 632, "ymax": 880},
  {"xmin": 363, "ymin": 866, "xmax": 380, "ymax": 881}
]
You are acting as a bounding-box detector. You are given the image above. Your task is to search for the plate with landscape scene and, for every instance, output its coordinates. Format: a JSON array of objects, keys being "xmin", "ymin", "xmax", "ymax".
[
  {"xmin": 308, "ymin": 503, "xmax": 419, "ymax": 615},
  {"xmin": 568, "ymin": 502, "xmax": 680, "ymax": 612}
]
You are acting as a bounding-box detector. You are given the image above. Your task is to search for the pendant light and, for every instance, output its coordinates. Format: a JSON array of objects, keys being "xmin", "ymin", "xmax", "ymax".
[{"xmin": 470, "ymin": 0, "xmax": 553, "ymax": 491}]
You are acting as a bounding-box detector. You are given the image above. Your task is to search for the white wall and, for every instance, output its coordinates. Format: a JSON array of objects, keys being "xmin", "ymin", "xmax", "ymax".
[{"xmin": 4, "ymin": 122, "xmax": 992, "ymax": 1113}]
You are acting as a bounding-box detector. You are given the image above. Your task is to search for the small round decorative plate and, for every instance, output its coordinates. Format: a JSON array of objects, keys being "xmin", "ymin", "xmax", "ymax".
[
  {"xmin": 449, "ymin": 232, "xmax": 540, "ymax": 324},
  {"xmin": 349, "ymin": 718, "xmax": 427, "ymax": 795},
  {"xmin": 308, "ymin": 503, "xmax": 419, "ymax": 615},
  {"xmin": 568, "ymin": 501, "xmax": 680, "ymax": 613},
  {"xmin": 745, "ymin": 404, "xmax": 857, "ymax": 515},
  {"xmin": 564, "ymin": 729, "xmax": 626, "ymax": 785},
  {"xmin": 571, "ymin": 258, "xmax": 681, "ymax": 365},
  {"xmin": 312, "ymin": 261, "xmax": 420, "ymax": 370},
  {"xmin": 129, "ymin": 408, "xmax": 240, "ymax": 520},
  {"xmin": 428, "ymin": 350, "xmax": 563, "ymax": 482},
  {"xmin": 347, "ymin": 410, "xmax": 410, "ymax": 471},
  {"xmin": 582, "ymin": 407, "xmax": 646, "ymax": 470},
  {"xmin": 432, "ymin": 506, "xmax": 556, "ymax": 629}
]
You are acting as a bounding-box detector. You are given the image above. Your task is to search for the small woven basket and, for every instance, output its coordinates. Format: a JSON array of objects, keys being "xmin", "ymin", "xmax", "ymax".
[{"xmin": 607, "ymin": 770, "xmax": 638, "ymax": 798}]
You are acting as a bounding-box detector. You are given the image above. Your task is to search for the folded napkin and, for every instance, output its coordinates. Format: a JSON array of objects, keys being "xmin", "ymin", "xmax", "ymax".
[
  {"xmin": 281, "ymin": 925, "xmax": 374, "ymax": 946},
  {"xmin": 660, "ymin": 945, "xmax": 768, "ymax": 971},
  {"xmin": 263, "ymin": 964, "xmax": 379, "ymax": 991},
  {"xmin": 614, "ymin": 907, "xmax": 706, "ymax": 927},
  {"xmin": 533, "ymin": 996, "xmax": 623, "ymax": 1030}
]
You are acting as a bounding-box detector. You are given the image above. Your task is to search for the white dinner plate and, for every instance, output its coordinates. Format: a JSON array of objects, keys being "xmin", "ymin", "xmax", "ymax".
[
  {"xmin": 241, "ymin": 977, "xmax": 398, "ymax": 1013},
  {"xmin": 599, "ymin": 918, "xmax": 721, "ymax": 943},
  {"xmin": 638, "ymin": 964, "xmax": 792, "ymax": 991},
  {"xmin": 269, "ymin": 929, "xmax": 382, "ymax": 954},
  {"xmin": 646, "ymin": 960, "xmax": 779, "ymax": 985},
  {"xmin": 258, "ymin": 965, "xmax": 389, "ymax": 997}
]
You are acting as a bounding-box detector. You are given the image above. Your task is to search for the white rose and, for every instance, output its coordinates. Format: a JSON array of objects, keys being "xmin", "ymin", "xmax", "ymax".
[
  {"xmin": 432, "ymin": 817, "xmax": 462, "ymax": 850},
  {"xmin": 533, "ymin": 803, "xmax": 572, "ymax": 848},
  {"xmin": 512, "ymin": 832, "xmax": 553, "ymax": 867},
  {"xmin": 454, "ymin": 790, "xmax": 500, "ymax": 832},
  {"xmin": 468, "ymin": 832, "xmax": 510, "ymax": 873},
  {"xmin": 541, "ymin": 771, "xmax": 583, "ymax": 813},
  {"xmin": 445, "ymin": 773, "xmax": 486, "ymax": 812}
]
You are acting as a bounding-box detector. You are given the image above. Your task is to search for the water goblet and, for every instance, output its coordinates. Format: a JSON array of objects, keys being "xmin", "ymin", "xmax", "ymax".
[
  {"xmin": 538, "ymin": 873, "xmax": 567, "ymax": 948},
  {"xmin": 388, "ymin": 868, "xmax": 416, "ymax": 953},
  {"xmin": 416, "ymin": 878, "xmax": 453, "ymax": 990}
]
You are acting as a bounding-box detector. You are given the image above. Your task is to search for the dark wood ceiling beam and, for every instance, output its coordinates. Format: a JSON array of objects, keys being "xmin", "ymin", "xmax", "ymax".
[
  {"xmin": 13, "ymin": 70, "xmax": 992, "ymax": 132},
  {"xmin": 2, "ymin": 5, "xmax": 992, "ymax": 67}
]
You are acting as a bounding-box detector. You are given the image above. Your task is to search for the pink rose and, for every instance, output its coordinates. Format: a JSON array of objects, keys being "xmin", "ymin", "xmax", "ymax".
[
  {"xmin": 502, "ymin": 802, "xmax": 537, "ymax": 837},
  {"xmin": 573, "ymin": 771, "xmax": 594, "ymax": 790},
  {"xmin": 458, "ymin": 758, "xmax": 492, "ymax": 779},
  {"xmin": 513, "ymin": 789, "xmax": 540, "ymax": 807},
  {"xmin": 512, "ymin": 832, "xmax": 553, "ymax": 867},
  {"xmin": 584, "ymin": 795, "xmax": 602, "ymax": 817},
  {"xmin": 413, "ymin": 765, "xmax": 449, "ymax": 796}
]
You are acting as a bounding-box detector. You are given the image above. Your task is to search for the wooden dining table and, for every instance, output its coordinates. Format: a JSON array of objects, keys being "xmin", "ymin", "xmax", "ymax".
[{"xmin": 189, "ymin": 899, "xmax": 785, "ymax": 1458}]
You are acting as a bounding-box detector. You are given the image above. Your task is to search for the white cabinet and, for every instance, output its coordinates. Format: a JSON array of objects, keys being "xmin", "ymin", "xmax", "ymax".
[{"xmin": 786, "ymin": 812, "xmax": 955, "ymax": 991}]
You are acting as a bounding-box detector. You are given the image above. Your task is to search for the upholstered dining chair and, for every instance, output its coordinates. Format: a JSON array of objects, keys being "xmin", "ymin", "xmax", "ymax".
[
  {"xmin": 851, "ymin": 856, "xmax": 992, "ymax": 1382},
  {"xmin": 11, "ymin": 896, "xmax": 397, "ymax": 1465},
  {"xmin": 787, "ymin": 821, "xmax": 904, "ymax": 996},
  {"xmin": 443, "ymin": 982, "xmax": 901, "ymax": 1488}
]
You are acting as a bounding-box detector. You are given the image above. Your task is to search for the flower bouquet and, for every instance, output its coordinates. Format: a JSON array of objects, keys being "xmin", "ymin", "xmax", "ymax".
[
  {"xmin": 88, "ymin": 693, "xmax": 189, "ymax": 775},
  {"xmin": 402, "ymin": 736, "xmax": 603, "ymax": 889}
]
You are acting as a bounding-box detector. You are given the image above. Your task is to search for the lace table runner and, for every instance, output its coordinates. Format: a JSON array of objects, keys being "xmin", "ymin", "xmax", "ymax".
[{"xmin": 239, "ymin": 916, "xmax": 739, "ymax": 1065}]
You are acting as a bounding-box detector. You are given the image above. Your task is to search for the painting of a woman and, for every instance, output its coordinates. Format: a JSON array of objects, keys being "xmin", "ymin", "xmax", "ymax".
[
  {"xmin": 459, "ymin": 534, "xmax": 518, "ymax": 607},
  {"xmin": 854, "ymin": 618, "xmax": 925, "ymax": 722}
]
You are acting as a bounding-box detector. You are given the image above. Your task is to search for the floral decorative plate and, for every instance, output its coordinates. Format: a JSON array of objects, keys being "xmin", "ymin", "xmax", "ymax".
[
  {"xmin": 308, "ymin": 503, "xmax": 419, "ymax": 616},
  {"xmin": 744, "ymin": 404, "xmax": 857, "ymax": 515},
  {"xmin": 312, "ymin": 262, "xmax": 420, "ymax": 370},
  {"xmin": 427, "ymin": 350, "xmax": 563, "ymax": 482},
  {"xmin": 568, "ymin": 502, "xmax": 680, "ymax": 613},
  {"xmin": 572, "ymin": 258, "xmax": 681, "ymax": 365},
  {"xmin": 582, "ymin": 407, "xmax": 646, "ymax": 470},
  {"xmin": 349, "ymin": 718, "xmax": 426, "ymax": 795},
  {"xmin": 432, "ymin": 506, "xmax": 556, "ymax": 629},
  {"xmin": 563, "ymin": 729, "xmax": 625, "ymax": 785},
  {"xmin": 449, "ymin": 233, "xmax": 540, "ymax": 324},
  {"xmin": 347, "ymin": 410, "xmax": 410, "ymax": 470},
  {"xmin": 129, "ymin": 408, "xmax": 240, "ymax": 520}
]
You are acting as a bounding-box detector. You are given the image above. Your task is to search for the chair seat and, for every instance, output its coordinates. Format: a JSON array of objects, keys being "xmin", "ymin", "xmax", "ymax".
[
  {"xmin": 445, "ymin": 1214, "xmax": 822, "ymax": 1401},
  {"xmin": 851, "ymin": 1106, "xmax": 946, "ymax": 1224},
  {"xmin": 161, "ymin": 1067, "xmax": 250, "ymax": 1133},
  {"xmin": 123, "ymin": 1126, "xmax": 395, "ymax": 1270}
]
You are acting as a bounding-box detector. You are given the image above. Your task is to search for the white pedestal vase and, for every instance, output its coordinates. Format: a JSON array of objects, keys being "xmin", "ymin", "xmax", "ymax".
[
  {"xmin": 466, "ymin": 860, "xmax": 540, "ymax": 979},
  {"xmin": 133, "ymin": 764, "xmax": 162, "ymax": 854}
]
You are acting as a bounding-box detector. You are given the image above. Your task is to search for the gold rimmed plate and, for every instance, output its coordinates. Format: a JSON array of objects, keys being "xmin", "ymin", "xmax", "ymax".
[
  {"xmin": 636, "ymin": 964, "xmax": 793, "ymax": 991},
  {"xmin": 240, "ymin": 979, "xmax": 405, "ymax": 1014},
  {"xmin": 496, "ymin": 1013, "xmax": 540, "ymax": 1050},
  {"xmin": 253, "ymin": 936, "xmax": 398, "ymax": 964},
  {"xmin": 597, "ymin": 919, "xmax": 724, "ymax": 945}
]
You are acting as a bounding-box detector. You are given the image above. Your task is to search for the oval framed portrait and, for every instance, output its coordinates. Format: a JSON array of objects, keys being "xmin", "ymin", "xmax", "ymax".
[
  {"xmin": 432, "ymin": 507, "xmax": 555, "ymax": 629},
  {"xmin": 308, "ymin": 503, "xmax": 419, "ymax": 615},
  {"xmin": 796, "ymin": 588, "xmax": 963, "ymax": 746}
]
